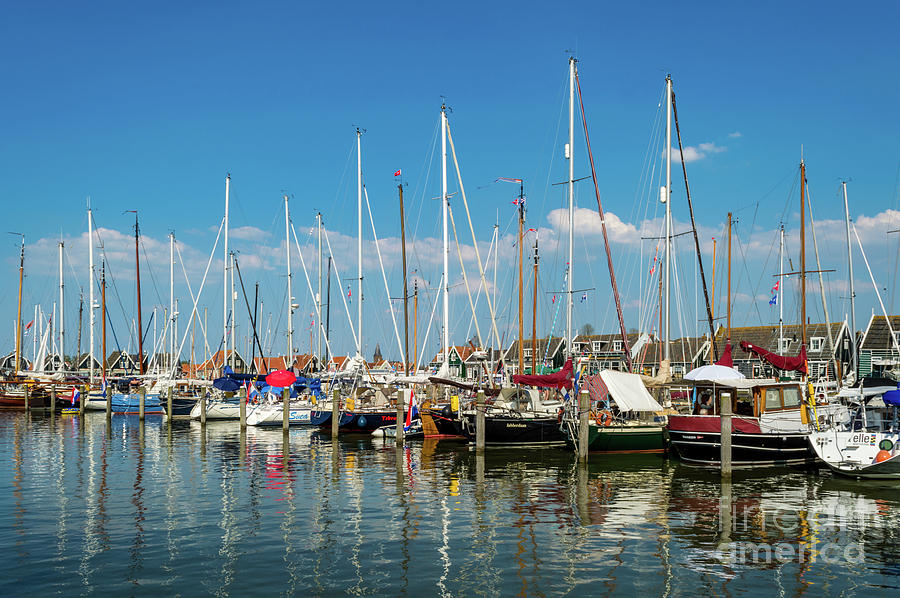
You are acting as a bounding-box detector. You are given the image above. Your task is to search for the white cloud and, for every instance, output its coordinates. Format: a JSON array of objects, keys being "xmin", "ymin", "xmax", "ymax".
[
  {"xmin": 666, "ymin": 141, "xmax": 727, "ymax": 164},
  {"xmin": 546, "ymin": 207, "xmax": 640, "ymax": 243},
  {"xmin": 728, "ymin": 131, "xmax": 742, "ymax": 138}
]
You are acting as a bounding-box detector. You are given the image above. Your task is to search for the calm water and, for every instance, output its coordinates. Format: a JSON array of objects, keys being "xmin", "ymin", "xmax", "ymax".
[{"xmin": 1, "ymin": 412, "xmax": 900, "ymax": 596}]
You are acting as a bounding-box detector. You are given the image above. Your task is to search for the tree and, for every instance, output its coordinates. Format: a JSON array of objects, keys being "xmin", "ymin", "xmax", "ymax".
[{"xmin": 580, "ymin": 323, "xmax": 595, "ymax": 336}]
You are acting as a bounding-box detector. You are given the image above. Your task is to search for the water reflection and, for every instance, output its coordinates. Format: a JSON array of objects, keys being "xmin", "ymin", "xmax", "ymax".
[{"xmin": 1, "ymin": 412, "xmax": 900, "ymax": 595}]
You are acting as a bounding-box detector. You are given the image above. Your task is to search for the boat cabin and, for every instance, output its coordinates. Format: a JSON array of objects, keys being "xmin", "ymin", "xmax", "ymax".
[{"xmin": 690, "ymin": 380, "xmax": 808, "ymax": 422}]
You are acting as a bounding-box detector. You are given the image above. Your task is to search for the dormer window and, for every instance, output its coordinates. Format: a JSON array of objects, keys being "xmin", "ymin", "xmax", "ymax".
[
  {"xmin": 524, "ymin": 348, "xmax": 532, "ymax": 358},
  {"xmin": 810, "ymin": 337, "xmax": 824, "ymax": 352},
  {"xmin": 592, "ymin": 341, "xmax": 601, "ymax": 352},
  {"xmin": 613, "ymin": 340, "xmax": 623, "ymax": 352},
  {"xmin": 779, "ymin": 338, "xmax": 791, "ymax": 353}
]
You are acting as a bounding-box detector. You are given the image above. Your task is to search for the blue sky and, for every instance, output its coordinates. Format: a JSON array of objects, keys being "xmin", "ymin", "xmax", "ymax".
[{"xmin": 2, "ymin": 1, "xmax": 899, "ymax": 363}]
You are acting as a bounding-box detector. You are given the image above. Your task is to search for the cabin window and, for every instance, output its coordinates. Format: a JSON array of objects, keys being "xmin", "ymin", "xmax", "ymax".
[
  {"xmin": 810, "ymin": 337, "xmax": 824, "ymax": 352},
  {"xmin": 764, "ymin": 388, "xmax": 782, "ymax": 410},
  {"xmin": 524, "ymin": 348, "xmax": 532, "ymax": 358},
  {"xmin": 592, "ymin": 341, "xmax": 601, "ymax": 352},
  {"xmin": 782, "ymin": 387, "xmax": 801, "ymax": 408},
  {"xmin": 735, "ymin": 390, "xmax": 754, "ymax": 416},
  {"xmin": 779, "ymin": 338, "xmax": 791, "ymax": 353}
]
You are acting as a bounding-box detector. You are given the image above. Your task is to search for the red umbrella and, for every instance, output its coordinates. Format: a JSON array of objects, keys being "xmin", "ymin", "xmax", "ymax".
[{"xmin": 266, "ymin": 369, "xmax": 296, "ymax": 387}]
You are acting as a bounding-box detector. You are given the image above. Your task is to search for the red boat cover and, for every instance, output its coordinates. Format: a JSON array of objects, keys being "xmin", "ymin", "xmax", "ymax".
[
  {"xmin": 739, "ymin": 341, "xmax": 808, "ymax": 375},
  {"xmin": 512, "ymin": 359, "xmax": 574, "ymax": 390},
  {"xmin": 668, "ymin": 415, "xmax": 762, "ymax": 434},
  {"xmin": 715, "ymin": 341, "xmax": 734, "ymax": 367}
]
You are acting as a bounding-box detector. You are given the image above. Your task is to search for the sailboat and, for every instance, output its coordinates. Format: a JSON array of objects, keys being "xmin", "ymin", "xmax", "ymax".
[{"xmin": 668, "ymin": 159, "xmax": 848, "ymax": 466}]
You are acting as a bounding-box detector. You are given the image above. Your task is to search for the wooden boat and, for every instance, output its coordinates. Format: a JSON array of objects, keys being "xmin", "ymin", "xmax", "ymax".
[
  {"xmin": 459, "ymin": 387, "xmax": 567, "ymax": 446},
  {"xmin": 667, "ymin": 379, "xmax": 848, "ymax": 467}
]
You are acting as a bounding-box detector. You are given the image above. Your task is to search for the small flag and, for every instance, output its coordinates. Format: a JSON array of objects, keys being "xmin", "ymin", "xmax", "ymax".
[
  {"xmin": 248, "ymin": 381, "xmax": 260, "ymax": 402},
  {"xmin": 511, "ymin": 197, "xmax": 526, "ymax": 205},
  {"xmin": 71, "ymin": 387, "xmax": 80, "ymax": 406},
  {"xmin": 581, "ymin": 292, "xmax": 587, "ymax": 303},
  {"xmin": 769, "ymin": 294, "xmax": 778, "ymax": 306},
  {"xmin": 526, "ymin": 228, "xmax": 537, "ymax": 233},
  {"xmin": 23, "ymin": 320, "xmax": 33, "ymax": 334},
  {"xmin": 552, "ymin": 295, "xmax": 556, "ymax": 304},
  {"xmin": 404, "ymin": 389, "xmax": 417, "ymax": 429},
  {"xmin": 100, "ymin": 376, "xmax": 107, "ymax": 396},
  {"xmin": 347, "ymin": 286, "xmax": 352, "ymax": 302},
  {"xmin": 495, "ymin": 177, "xmax": 522, "ymax": 184},
  {"xmin": 393, "ymin": 169, "xmax": 402, "ymax": 177},
  {"xmin": 772, "ymin": 280, "xmax": 780, "ymax": 292}
]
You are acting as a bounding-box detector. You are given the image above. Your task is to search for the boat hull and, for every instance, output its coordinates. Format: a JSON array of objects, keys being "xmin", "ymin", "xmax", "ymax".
[
  {"xmin": 247, "ymin": 403, "xmax": 314, "ymax": 426},
  {"xmin": 190, "ymin": 400, "xmax": 240, "ymax": 420},
  {"xmin": 580, "ymin": 423, "xmax": 666, "ymax": 454},
  {"xmin": 460, "ymin": 413, "xmax": 567, "ymax": 446},
  {"xmin": 421, "ymin": 406, "xmax": 465, "ymax": 439},
  {"xmin": 667, "ymin": 419, "xmax": 815, "ymax": 467},
  {"xmin": 809, "ymin": 430, "xmax": 900, "ymax": 479}
]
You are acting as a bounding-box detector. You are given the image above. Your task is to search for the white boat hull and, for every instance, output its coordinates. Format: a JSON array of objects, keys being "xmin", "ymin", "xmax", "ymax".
[
  {"xmin": 809, "ymin": 429, "xmax": 900, "ymax": 479},
  {"xmin": 246, "ymin": 402, "xmax": 313, "ymax": 426},
  {"xmin": 190, "ymin": 400, "xmax": 240, "ymax": 420}
]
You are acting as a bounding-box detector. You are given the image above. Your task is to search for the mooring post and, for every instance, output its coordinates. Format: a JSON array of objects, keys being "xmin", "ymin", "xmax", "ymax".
[
  {"xmin": 475, "ymin": 390, "xmax": 486, "ymax": 450},
  {"xmin": 80, "ymin": 384, "xmax": 87, "ymax": 416},
  {"xmin": 50, "ymin": 383, "xmax": 57, "ymax": 414},
  {"xmin": 167, "ymin": 386, "xmax": 173, "ymax": 423},
  {"xmin": 331, "ymin": 387, "xmax": 340, "ymax": 436},
  {"xmin": 282, "ymin": 387, "xmax": 290, "ymax": 431},
  {"xmin": 139, "ymin": 387, "xmax": 146, "ymax": 421},
  {"xmin": 395, "ymin": 387, "xmax": 405, "ymax": 443},
  {"xmin": 720, "ymin": 390, "xmax": 732, "ymax": 477},
  {"xmin": 200, "ymin": 394, "xmax": 207, "ymax": 425},
  {"xmin": 239, "ymin": 384, "xmax": 247, "ymax": 429},
  {"xmin": 105, "ymin": 384, "xmax": 111, "ymax": 418},
  {"xmin": 578, "ymin": 388, "xmax": 589, "ymax": 461},
  {"xmin": 24, "ymin": 383, "xmax": 29, "ymax": 411}
]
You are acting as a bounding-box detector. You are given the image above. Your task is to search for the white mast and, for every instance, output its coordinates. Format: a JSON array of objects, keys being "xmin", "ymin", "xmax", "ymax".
[
  {"xmin": 566, "ymin": 56, "xmax": 575, "ymax": 359},
  {"xmin": 169, "ymin": 232, "xmax": 175, "ymax": 374},
  {"xmin": 357, "ymin": 128, "xmax": 364, "ymax": 359},
  {"xmin": 843, "ymin": 181, "xmax": 857, "ymax": 377},
  {"xmin": 664, "ymin": 75, "xmax": 673, "ymax": 361},
  {"xmin": 223, "ymin": 174, "xmax": 230, "ymax": 371},
  {"xmin": 779, "ymin": 225, "xmax": 784, "ymax": 353},
  {"xmin": 284, "ymin": 195, "xmax": 294, "ymax": 365},
  {"xmin": 230, "ymin": 252, "xmax": 236, "ymax": 369},
  {"xmin": 441, "ymin": 107, "xmax": 449, "ymax": 367},
  {"xmin": 88, "ymin": 206, "xmax": 95, "ymax": 382},
  {"xmin": 317, "ymin": 212, "xmax": 323, "ymax": 361},
  {"xmin": 58, "ymin": 241, "xmax": 65, "ymax": 372}
]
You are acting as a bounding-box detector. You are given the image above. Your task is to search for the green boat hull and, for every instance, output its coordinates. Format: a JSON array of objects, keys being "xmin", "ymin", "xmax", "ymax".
[{"xmin": 580, "ymin": 423, "xmax": 666, "ymax": 453}]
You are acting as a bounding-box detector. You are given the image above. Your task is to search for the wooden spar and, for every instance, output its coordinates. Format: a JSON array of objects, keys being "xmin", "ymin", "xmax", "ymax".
[
  {"xmin": 575, "ymin": 69, "xmax": 632, "ymax": 371},
  {"xmin": 531, "ymin": 236, "xmax": 538, "ymax": 374},
  {"xmin": 710, "ymin": 237, "xmax": 717, "ymax": 364},
  {"xmin": 671, "ymin": 90, "xmax": 718, "ymax": 361},
  {"xmin": 800, "ymin": 160, "xmax": 807, "ymax": 350},
  {"xmin": 727, "ymin": 213, "xmax": 732, "ymax": 341},
  {"xmin": 517, "ymin": 180, "xmax": 525, "ymax": 375},
  {"xmin": 132, "ymin": 212, "xmax": 145, "ymax": 375},
  {"xmin": 399, "ymin": 182, "xmax": 410, "ymax": 376},
  {"xmin": 14, "ymin": 234, "xmax": 24, "ymax": 373}
]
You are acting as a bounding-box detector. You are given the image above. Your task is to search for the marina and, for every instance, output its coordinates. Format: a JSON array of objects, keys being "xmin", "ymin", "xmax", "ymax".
[{"xmin": 3, "ymin": 410, "xmax": 900, "ymax": 596}]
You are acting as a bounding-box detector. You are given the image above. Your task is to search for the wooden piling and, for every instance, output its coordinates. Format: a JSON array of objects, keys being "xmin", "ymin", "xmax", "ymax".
[
  {"xmin": 395, "ymin": 388, "xmax": 404, "ymax": 443},
  {"xmin": 139, "ymin": 387, "xmax": 146, "ymax": 421},
  {"xmin": 166, "ymin": 386, "xmax": 173, "ymax": 422},
  {"xmin": 105, "ymin": 384, "xmax": 111, "ymax": 418},
  {"xmin": 331, "ymin": 387, "xmax": 340, "ymax": 436},
  {"xmin": 200, "ymin": 395, "xmax": 207, "ymax": 425},
  {"xmin": 24, "ymin": 383, "xmax": 29, "ymax": 411},
  {"xmin": 720, "ymin": 391, "xmax": 732, "ymax": 477},
  {"xmin": 578, "ymin": 389, "xmax": 589, "ymax": 461},
  {"xmin": 80, "ymin": 384, "xmax": 87, "ymax": 416},
  {"xmin": 282, "ymin": 388, "xmax": 289, "ymax": 431},
  {"xmin": 50, "ymin": 384, "xmax": 57, "ymax": 414},
  {"xmin": 475, "ymin": 390, "xmax": 485, "ymax": 449},
  {"xmin": 240, "ymin": 385, "xmax": 247, "ymax": 429}
]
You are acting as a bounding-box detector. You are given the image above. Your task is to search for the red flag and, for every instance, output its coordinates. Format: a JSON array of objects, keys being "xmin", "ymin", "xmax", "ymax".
[
  {"xmin": 23, "ymin": 320, "xmax": 33, "ymax": 332},
  {"xmin": 526, "ymin": 228, "xmax": 537, "ymax": 233},
  {"xmin": 393, "ymin": 169, "xmax": 401, "ymax": 177}
]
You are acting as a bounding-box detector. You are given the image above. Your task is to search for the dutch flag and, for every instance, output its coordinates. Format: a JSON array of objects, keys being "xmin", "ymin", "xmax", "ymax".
[{"xmin": 71, "ymin": 387, "xmax": 80, "ymax": 406}]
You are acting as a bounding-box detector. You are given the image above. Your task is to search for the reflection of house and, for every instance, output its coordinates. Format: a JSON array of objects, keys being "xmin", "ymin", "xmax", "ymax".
[
  {"xmin": 713, "ymin": 322, "xmax": 852, "ymax": 381},
  {"xmin": 858, "ymin": 315, "xmax": 900, "ymax": 378}
]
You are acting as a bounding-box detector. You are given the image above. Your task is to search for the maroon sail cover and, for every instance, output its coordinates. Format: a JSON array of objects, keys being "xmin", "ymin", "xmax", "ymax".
[
  {"xmin": 739, "ymin": 341, "xmax": 808, "ymax": 375},
  {"xmin": 512, "ymin": 359, "xmax": 574, "ymax": 390},
  {"xmin": 715, "ymin": 341, "xmax": 734, "ymax": 367}
]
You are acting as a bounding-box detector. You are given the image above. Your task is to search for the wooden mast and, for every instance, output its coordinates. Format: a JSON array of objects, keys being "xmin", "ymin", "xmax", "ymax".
[
  {"xmin": 727, "ymin": 213, "xmax": 732, "ymax": 341},
  {"xmin": 13, "ymin": 234, "xmax": 24, "ymax": 373},
  {"xmin": 531, "ymin": 235, "xmax": 538, "ymax": 374},
  {"xmin": 800, "ymin": 159, "xmax": 807, "ymax": 350},
  {"xmin": 133, "ymin": 212, "xmax": 145, "ymax": 374},
  {"xmin": 517, "ymin": 180, "xmax": 525, "ymax": 375},
  {"xmin": 710, "ymin": 236, "xmax": 717, "ymax": 364},
  {"xmin": 398, "ymin": 181, "xmax": 410, "ymax": 376}
]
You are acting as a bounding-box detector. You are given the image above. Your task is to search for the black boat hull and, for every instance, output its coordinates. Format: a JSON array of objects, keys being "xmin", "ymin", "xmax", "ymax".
[
  {"xmin": 460, "ymin": 413, "xmax": 566, "ymax": 446},
  {"xmin": 667, "ymin": 429, "xmax": 816, "ymax": 467}
]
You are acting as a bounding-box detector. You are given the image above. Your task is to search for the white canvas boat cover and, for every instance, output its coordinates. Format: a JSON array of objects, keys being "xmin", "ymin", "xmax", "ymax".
[{"xmin": 598, "ymin": 370, "xmax": 663, "ymax": 412}]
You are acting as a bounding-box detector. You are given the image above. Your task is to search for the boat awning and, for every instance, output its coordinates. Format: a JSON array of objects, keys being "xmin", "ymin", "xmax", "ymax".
[{"xmin": 598, "ymin": 370, "xmax": 663, "ymax": 412}]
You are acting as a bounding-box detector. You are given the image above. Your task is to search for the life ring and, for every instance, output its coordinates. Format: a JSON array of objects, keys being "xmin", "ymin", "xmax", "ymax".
[{"xmin": 595, "ymin": 410, "xmax": 613, "ymax": 426}]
